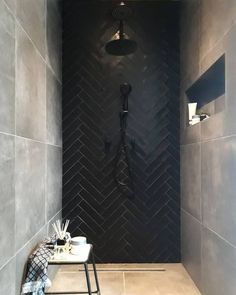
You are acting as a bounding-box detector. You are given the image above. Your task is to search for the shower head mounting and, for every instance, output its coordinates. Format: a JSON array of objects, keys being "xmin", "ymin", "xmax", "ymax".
[
  {"xmin": 112, "ymin": 2, "xmax": 132, "ymax": 20},
  {"xmin": 105, "ymin": 2, "xmax": 137, "ymax": 56}
]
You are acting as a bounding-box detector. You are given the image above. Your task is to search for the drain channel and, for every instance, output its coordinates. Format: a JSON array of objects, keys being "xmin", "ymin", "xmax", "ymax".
[{"xmin": 76, "ymin": 268, "xmax": 166, "ymax": 272}]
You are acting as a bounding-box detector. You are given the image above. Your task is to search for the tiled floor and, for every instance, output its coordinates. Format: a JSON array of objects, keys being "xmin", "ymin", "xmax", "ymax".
[{"xmin": 47, "ymin": 263, "xmax": 201, "ymax": 295}]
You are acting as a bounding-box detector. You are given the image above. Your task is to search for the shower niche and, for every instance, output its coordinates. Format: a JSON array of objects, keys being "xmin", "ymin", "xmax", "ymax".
[{"xmin": 185, "ymin": 54, "xmax": 225, "ymax": 126}]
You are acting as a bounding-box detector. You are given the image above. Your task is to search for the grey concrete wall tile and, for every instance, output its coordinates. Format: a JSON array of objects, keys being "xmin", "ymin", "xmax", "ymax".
[
  {"xmin": 225, "ymin": 26, "xmax": 236, "ymax": 135},
  {"xmin": 181, "ymin": 123, "xmax": 201, "ymax": 145},
  {"xmin": 198, "ymin": 26, "xmax": 236, "ymax": 138},
  {"xmin": 0, "ymin": 258, "xmax": 15, "ymax": 295},
  {"xmin": 16, "ymin": 25, "xmax": 46, "ymax": 142},
  {"xmin": 198, "ymin": 26, "xmax": 236, "ymax": 135},
  {"xmin": 202, "ymin": 136, "xmax": 236, "ymax": 246},
  {"xmin": 47, "ymin": 210, "xmax": 62, "ymax": 236},
  {"xmin": 0, "ymin": 0, "xmax": 15, "ymax": 36},
  {"xmin": 46, "ymin": 0, "xmax": 62, "ymax": 81},
  {"xmin": 3, "ymin": 0, "xmax": 16, "ymax": 15},
  {"xmin": 0, "ymin": 73, "xmax": 15, "ymax": 133},
  {"xmin": 0, "ymin": 133, "xmax": 14, "ymax": 207},
  {"xmin": 199, "ymin": 0, "xmax": 236, "ymax": 62},
  {"xmin": 180, "ymin": 0, "xmax": 200, "ymax": 81},
  {"xmin": 225, "ymin": 108, "xmax": 236, "ymax": 141},
  {"xmin": 180, "ymin": 93, "xmax": 186, "ymax": 132},
  {"xmin": 201, "ymin": 101, "xmax": 215, "ymax": 118},
  {"xmin": 0, "ymin": 203, "xmax": 15, "ymax": 268},
  {"xmin": 15, "ymin": 137, "xmax": 46, "ymax": 250},
  {"xmin": 181, "ymin": 210, "xmax": 202, "ymax": 291},
  {"xmin": 46, "ymin": 68, "xmax": 62, "ymax": 146},
  {"xmin": 16, "ymin": 0, "xmax": 46, "ymax": 57},
  {"xmin": 15, "ymin": 226, "xmax": 47, "ymax": 294},
  {"xmin": 201, "ymin": 112, "xmax": 225, "ymax": 141},
  {"xmin": 0, "ymin": 0, "xmax": 15, "ymax": 79},
  {"xmin": 46, "ymin": 145, "xmax": 62, "ymax": 221},
  {"xmin": 199, "ymin": 40, "xmax": 224, "ymax": 76},
  {"xmin": 0, "ymin": 0, "xmax": 62, "ymax": 291},
  {"xmin": 214, "ymin": 95, "xmax": 225, "ymax": 114},
  {"xmin": 181, "ymin": 0, "xmax": 236, "ymax": 292},
  {"xmin": 202, "ymin": 227, "xmax": 236, "ymax": 295},
  {"xmin": 0, "ymin": 133, "xmax": 15, "ymax": 268},
  {"xmin": 181, "ymin": 143, "xmax": 201, "ymax": 221}
]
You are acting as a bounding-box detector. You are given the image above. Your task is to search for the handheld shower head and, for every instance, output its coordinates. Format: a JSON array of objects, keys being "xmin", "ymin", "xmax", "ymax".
[
  {"xmin": 120, "ymin": 83, "xmax": 132, "ymax": 96},
  {"xmin": 120, "ymin": 83, "xmax": 132, "ymax": 113}
]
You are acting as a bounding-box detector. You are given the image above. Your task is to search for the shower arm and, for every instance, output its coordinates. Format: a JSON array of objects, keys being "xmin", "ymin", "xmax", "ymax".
[{"xmin": 118, "ymin": 20, "xmax": 125, "ymax": 40}]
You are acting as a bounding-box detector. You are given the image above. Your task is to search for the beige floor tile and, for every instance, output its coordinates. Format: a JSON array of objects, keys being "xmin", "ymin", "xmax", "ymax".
[
  {"xmin": 48, "ymin": 270, "xmax": 124, "ymax": 295},
  {"xmin": 58, "ymin": 264, "xmax": 85, "ymax": 272},
  {"xmin": 153, "ymin": 266, "xmax": 200, "ymax": 295},
  {"xmin": 47, "ymin": 271, "xmax": 89, "ymax": 293},
  {"xmin": 49, "ymin": 264, "xmax": 201, "ymax": 295},
  {"xmin": 99, "ymin": 272, "xmax": 124, "ymax": 295},
  {"xmin": 124, "ymin": 272, "xmax": 160, "ymax": 295}
]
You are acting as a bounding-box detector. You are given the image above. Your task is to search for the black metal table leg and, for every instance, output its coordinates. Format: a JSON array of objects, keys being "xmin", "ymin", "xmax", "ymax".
[
  {"xmin": 91, "ymin": 250, "xmax": 101, "ymax": 295},
  {"xmin": 84, "ymin": 263, "xmax": 92, "ymax": 295}
]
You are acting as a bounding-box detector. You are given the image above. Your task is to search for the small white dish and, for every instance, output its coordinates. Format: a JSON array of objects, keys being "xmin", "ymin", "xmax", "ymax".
[
  {"xmin": 70, "ymin": 248, "xmax": 80, "ymax": 255},
  {"xmin": 70, "ymin": 244, "xmax": 87, "ymax": 255},
  {"xmin": 71, "ymin": 236, "xmax": 87, "ymax": 246}
]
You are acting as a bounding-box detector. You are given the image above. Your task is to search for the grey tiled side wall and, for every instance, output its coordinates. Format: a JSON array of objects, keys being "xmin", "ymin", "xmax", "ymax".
[
  {"xmin": 181, "ymin": 1, "xmax": 236, "ymax": 294},
  {"xmin": 0, "ymin": 0, "xmax": 62, "ymax": 294}
]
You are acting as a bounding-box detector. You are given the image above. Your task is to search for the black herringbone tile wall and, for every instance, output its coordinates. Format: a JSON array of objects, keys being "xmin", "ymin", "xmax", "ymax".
[{"xmin": 62, "ymin": 0, "xmax": 180, "ymax": 262}]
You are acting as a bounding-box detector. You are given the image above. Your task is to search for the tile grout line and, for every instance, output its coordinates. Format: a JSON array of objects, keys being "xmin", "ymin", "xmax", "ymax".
[
  {"xmin": 45, "ymin": 140, "xmax": 48, "ymax": 229},
  {"xmin": 181, "ymin": 208, "xmax": 202, "ymax": 225},
  {"xmin": 0, "ymin": 209, "xmax": 62, "ymax": 272},
  {"xmin": 200, "ymin": 137, "xmax": 203, "ymax": 291},
  {"xmin": 199, "ymin": 20, "xmax": 236, "ymax": 67},
  {"xmin": 21, "ymin": 18, "xmax": 61, "ymax": 84},
  {"xmin": 45, "ymin": 0, "xmax": 48, "ymax": 229},
  {"xmin": 14, "ymin": 14, "xmax": 61, "ymax": 85},
  {"xmin": 13, "ymin": 0, "xmax": 17, "ymax": 275},
  {"xmin": 2, "ymin": 0, "xmax": 14, "ymax": 18},
  {"xmin": 182, "ymin": 208, "xmax": 236, "ymax": 250},
  {"xmin": 123, "ymin": 271, "xmax": 126, "ymax": 295},
  {"xmin": 181, "ymin": 133, "xmax": 236, "ymax": 146},
  {"xmin": 0, "ymin": 131, "xmax": 62, "ymax": 148}
]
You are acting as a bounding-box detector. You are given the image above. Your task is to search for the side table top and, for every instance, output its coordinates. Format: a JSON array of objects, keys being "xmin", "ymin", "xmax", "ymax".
[{"xmin": 48, "ymin": 244, "xmax": 92, "ymax": 264}]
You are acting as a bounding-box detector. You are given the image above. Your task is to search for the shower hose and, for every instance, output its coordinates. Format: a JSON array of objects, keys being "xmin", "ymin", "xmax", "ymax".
[{"xmin": 113, "ymin": 84, "xmax": 135, "ymax": 199}]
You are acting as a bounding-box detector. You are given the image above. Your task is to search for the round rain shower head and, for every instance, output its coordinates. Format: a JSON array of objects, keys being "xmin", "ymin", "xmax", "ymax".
[
  {"xmin": 105, "ymin": 3, "xmax": 137, "ymax": 57},
  {"xmin": 112, "ymin": 2, "xmax": 132, "ymax": 20},
  {"xmin": 105, "ymin": 39, "xmax": 137, "ymax": 56}
]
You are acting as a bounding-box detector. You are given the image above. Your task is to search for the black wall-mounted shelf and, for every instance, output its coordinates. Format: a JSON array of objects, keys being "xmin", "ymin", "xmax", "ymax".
[{"xmin": 186, "ymin": 54, "xmax": 225, "ymax": 108}]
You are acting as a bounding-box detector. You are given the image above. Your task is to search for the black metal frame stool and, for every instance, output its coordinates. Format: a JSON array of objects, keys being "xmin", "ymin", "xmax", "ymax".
[{"xmin": 45, "ymin": 244, "xmax": 101, "ymax": 295}]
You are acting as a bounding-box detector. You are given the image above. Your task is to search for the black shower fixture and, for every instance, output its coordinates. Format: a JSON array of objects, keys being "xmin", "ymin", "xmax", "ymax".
[
  {"xmin": 113, "ymin": 83, "xmax": 135, "ymax": 199},
  {"xmin": 105, "ymin": 2, "xmax": 137, "ymax": 56}
]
